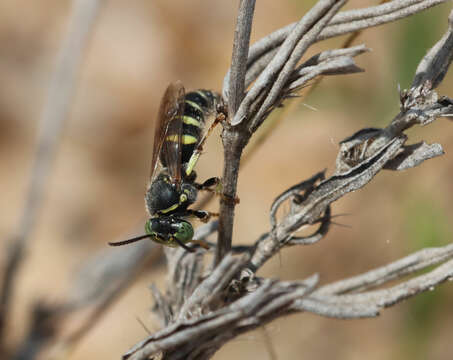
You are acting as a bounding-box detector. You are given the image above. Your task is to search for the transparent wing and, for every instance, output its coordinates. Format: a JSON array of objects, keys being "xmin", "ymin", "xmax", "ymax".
[{"xmin": 150, "ymin": 81, "xmax": 185, "ymax": 185}]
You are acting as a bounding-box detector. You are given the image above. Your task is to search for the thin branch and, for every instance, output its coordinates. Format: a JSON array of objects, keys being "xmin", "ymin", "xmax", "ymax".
[
  {"xmin": 120, "ymin": 3, "xmax": 453, "ymax": 360},
  {"xmin": 296, "ymin": 257, "xmax": 453, "ymax": 317},
  {"xmin": 412, "ymin": 7, "xmax": 453, "ymax": 88},
  {"xmin": 217, "ymin": 0, "xmax": 449, "ymax": 269},
  {"xmin": 315, "ymin": 244, "xmax": 453, "ymax": 295},
  {"xmin": 226, "ymin": 0, "xmax": 256, "ymax": 115},
  {"xmin": 331, "ymin": 258, "xmax": 453, "ymax": 307},
  {"xmin": 177, "ymin": 254, "xmax": 247, "ymax": 321},
  {"xmin": 246, "ymin": 5, "xmax": 453, "ymax": 272},
  {"xmin": 215, "ymin": 1, "xmax": 256, "ymax": 266},
  {"xmin": 320, "ymin": 0, "xmax": 448, "ymax": 41},
  {"xmin": 0, "ymin": 0, "xmax": 104, "ymax": 351},
  {"xmin": 216, "ymin": 130, "xmax": 246, "ymax": 266},
  {"xmin": 232, "ymin": 0, "xmax": 346, "ymax": 126},
  {"xmin": 123, "ymin": 244, "xmax": 453, "ymax": 360},
  {"xmin": 235, "ymin": 0, "xmax": 448, "ymax": 90},
  {"xmin": 248, "ymin": 0, "xmax": 347, "ymax": 132},
  {"xmin": 123, "ymin": 274, "xmax": 319, "ymax": 360},
  {"xmin": 216, "ymin": 0, "xmax": 349, "ymax": 267}
]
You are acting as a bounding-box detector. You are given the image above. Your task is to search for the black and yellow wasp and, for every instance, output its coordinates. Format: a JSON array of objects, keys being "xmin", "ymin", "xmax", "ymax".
[{"xmin": 109, "ymin": 82, "xmax": 223, "ymax": 252}]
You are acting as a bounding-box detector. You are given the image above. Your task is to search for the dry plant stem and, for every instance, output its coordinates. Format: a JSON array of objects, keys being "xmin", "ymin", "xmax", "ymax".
[
  {"xmin": 241, "ymin": 44, "xmax": 367, "ymax": 166},
  {"xmin": 334, "ymin": 258, "xmax": 453, "ymax": 306},
  {"xmin": 121, "ymin": 3, "xmax": 453, "ymax": 360},
  {"xmin": 216, "ymin": 0, "xmax": 256, "ymax": 265},
  {"xmin": 0, "ymin": 0, "xmax": 104, "ymax": 352},
  {"xmin": 177, "ymin": 254, "xmax": 245, "ymax": 321},
  {"xmin": 124, "ymin": 266, "xmax": 320, "ymax": 360},
  {"xmin": 246, "ymin": 3, "xmax": 453, "ymax": 283},
  {"xmin": 316, "ymin": 243, "xmax": 453, "ymax": 295},
  {"xmin": 217, "ymin": 0, "xmax": 346, "ymax": 265},
  {"xmin": 125, "ymin": 247, "xmax": 453, "ymax": 359},
  {"xmin": 233, "ymin": 0, "xmax": 346, "ymax": 127},
  {"xmin": 299, "ymin": 257, "xmax": 453, "ymax": 317},
  {"xmin": 227, "ymin": 0, "xmax": 256, "ymax": 114},
  {"xmin": 236, "ymin": 0, "xmax": 448, "ymax": 89},
  {"xmin": 294, "ymin": 17, "xmax": 370, "ymax": 91},
  {"xmin": 248, "ymin": 0, "xmax": 347, "ymax": 131},
  {"xmin": 250, "ymin": 7, "xmax": 453, "ymax": 269},
  {"xmin": 216, "ymin": 130, "xmax": 247, "ymax": 265},
  {"xmin": 320, "ymin": 0, "xmax": 447, "ymax": 40},
  {"xmin": 412, "ymin": 8, "xmax": 453, "ymax": 88},
  {"xmin": 205, "ymin": 0, "xmax": 447, "ymax": 264}
]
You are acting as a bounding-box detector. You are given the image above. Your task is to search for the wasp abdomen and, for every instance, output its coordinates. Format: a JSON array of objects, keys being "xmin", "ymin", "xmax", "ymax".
[{"xmin": 165, "ymin": 90, "xmax": 219, "ymax": 165}]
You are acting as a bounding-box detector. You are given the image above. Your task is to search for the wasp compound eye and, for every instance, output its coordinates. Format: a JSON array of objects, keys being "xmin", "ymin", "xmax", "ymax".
[{"xmin": 173, "ymin": 220, "xmax": 194, "ymax": 243}]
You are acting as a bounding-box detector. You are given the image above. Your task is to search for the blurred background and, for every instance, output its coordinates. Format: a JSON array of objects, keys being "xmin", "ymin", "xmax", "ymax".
[{"xmin": 1, "ymin": 0, "xmax": 453, "ymax": 359}]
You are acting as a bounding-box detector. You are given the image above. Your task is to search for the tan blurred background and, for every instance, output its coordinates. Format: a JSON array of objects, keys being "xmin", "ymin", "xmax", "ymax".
[{"xmin": 1, "ymin": 0, "xmax": 453, "ymax": 359}]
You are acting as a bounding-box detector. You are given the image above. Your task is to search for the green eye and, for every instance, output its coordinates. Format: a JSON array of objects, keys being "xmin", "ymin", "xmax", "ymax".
[{"xmin": 174, "ymin": 221, "xmax": 194, "ymax": 243}]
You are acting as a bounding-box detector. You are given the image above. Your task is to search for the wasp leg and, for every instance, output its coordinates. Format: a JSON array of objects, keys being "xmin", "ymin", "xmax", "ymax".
[
  {"xmin": 185, "ymin": 112, "xmax": 225, "ymax": 177},
  {"xmin": 195, "ymin": 177, "xmax": 240, "ymax": 204},
  {"xmin": 190, "ymin": 239, "xmax": 210, "ymax": 250},
  {"xmin": 186, "ymin": 209, "xmax": 219, "ymax": 223},
  {"xmin": 195, "ymin": 177, "xmax": 220, "ymax": 190},
  {"xmin": 173, "ymin": 237, "xmax": 195, "ymax": 252}
]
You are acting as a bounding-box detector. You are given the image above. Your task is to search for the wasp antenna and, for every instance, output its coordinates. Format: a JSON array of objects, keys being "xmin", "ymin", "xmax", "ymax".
[
  {"xmin": 329, "ymin": 213, "xmax": 353, "ymax": 228},
  {"xmin": 135, "ymin": 316, "xmax": 151, "ymax": 335},
  {"xmin": 312, "ymin": 212, "xmax": 352, "ymax": 226},
  {"xmin": 331, "ymin": 221, "xmax": 352, "ymax": 229},
  {"xmin": 331, "ymin": 212, "xmax": 352, "ymax": 219},
  {"xmin": 191, "ymin": 239, "xmax": 210, "ymax": 250},
  {"xmin": 108, "ymin": 234, "xmax": 151, "ymax": 246}
]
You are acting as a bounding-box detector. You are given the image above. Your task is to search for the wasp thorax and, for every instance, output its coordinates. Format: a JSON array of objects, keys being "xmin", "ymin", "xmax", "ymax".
[
  {"xmin": 145, "ymin": 173, "xmax": 179, "ymax": 215},
  {"xmin": 145, "ymin": 172, "xmax": 198, "ymax": 216}
]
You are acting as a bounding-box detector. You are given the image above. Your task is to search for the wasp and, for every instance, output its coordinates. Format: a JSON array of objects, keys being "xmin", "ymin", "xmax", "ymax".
[{"xmin": 109, "ymin": 82, "xmax": 224, "ymax": 252}]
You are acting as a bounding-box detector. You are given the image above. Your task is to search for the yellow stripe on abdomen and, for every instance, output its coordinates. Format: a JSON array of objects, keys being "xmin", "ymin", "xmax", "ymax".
[
  {"xmin": 183, "ymin": 116, "xmax": 201, "ymax": 127},
  {"xmin": 185, "ymin": 100, "xmax": 203, "ymax": 113},
  {"xmin": 195, "ymin": 90, "xmax": 209, "ymax": 101},
  {"xmin": 165, "ymin": 134, "xmax": 198, "ymax": 144}
]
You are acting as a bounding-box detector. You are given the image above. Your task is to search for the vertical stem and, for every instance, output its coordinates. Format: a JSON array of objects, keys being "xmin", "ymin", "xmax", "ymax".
[
  {"xmin": 217, "ymin": 0, "xmax": 255, "ymax": 266},
  {"xmin": 216, "ymin": 128, "xmax": 248, "ymax": 265},
  {"xmin": 228, "ymin": 0, "xmax": 256, "ymax": 115}
]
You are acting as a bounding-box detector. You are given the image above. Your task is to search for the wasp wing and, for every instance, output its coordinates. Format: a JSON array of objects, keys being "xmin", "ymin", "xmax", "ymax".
[{"xmin": 150, "ymin": 81, "xmax": 185, "ymax": 185}]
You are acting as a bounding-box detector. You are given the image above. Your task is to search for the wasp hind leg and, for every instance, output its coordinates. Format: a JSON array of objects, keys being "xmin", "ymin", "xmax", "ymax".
[
  {"xmin": 185, "ymin": 209, "xmax": 216, "ymax": 250},
  {"xmin": 190, "ymin": 239, "xmax": 210, "ymax": 250},
  {"xmin": 173, "ymin": 237, "xmax": 196, "ymax": 252},
  {"xmin": 185, "ymin": 111, "xmax": 225, "ymax": 177},
  {"xmin": 195, "ymin": 177, "xmax": 220, "ymax": 191}
]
